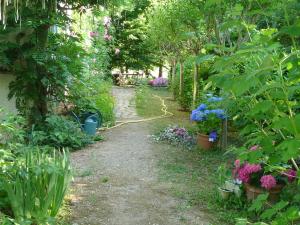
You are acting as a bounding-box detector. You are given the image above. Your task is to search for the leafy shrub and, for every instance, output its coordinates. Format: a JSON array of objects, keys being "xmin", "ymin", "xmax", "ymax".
[
  {"xmin": 152, "ymin": 125, "xmax": 196, "ymax": 150},
  {"xmin": 70, "ymin": 75, "xmax": 115, "ymax": 124},
  {"xmin": 30, "ymin": 115, "xmax": 92, "ymax": 150},
  {"xmin": 0, "ymin": 112, "xmax": 26, "ymax": 150},
  {"xmin": 0, "ymin": 147, "xmax": 71, "ymax": 224}
]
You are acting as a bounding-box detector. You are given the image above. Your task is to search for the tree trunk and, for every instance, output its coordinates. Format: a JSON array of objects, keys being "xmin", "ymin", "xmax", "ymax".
[
  {"xmin": 179, "ymin": 62, "xmax": 184, "ymax": 97},
  {"xmin": 192, "ymin": 62, "xmax": 199, "ymax": 109},
  {"xmin": 171, "ymin": 60, "xmax": 176, "ymax": 85},
  {"xmin": 34, "ymin": 24, "xmax": 50, "ymax": 121},
  {"xmin": 158, "ymin": 65, "xmax": 163, "ymax": 77}
]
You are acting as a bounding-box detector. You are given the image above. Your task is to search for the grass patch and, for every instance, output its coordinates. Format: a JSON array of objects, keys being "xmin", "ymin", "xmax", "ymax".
[
  {"xmin": 135, "ymin": 86, "xmax": 193, "ymax": 132},
  {"xmin": 137, "ymin": 86, "xmax": 247, "ymax": 224}
]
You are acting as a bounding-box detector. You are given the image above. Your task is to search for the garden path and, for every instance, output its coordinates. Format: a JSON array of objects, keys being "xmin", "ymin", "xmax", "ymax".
[{"xmin": 70, "ymin": 87, "xmax": 211, "ymax": 225}]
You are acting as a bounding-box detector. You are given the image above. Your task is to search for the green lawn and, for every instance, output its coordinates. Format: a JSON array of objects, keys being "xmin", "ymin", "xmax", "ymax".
[{"xmin": 136, "ymin": 86, "xmax": 247, "ymax": 225}]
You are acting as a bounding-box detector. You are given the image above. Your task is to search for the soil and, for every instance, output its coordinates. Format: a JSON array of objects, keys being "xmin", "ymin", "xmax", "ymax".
[{"xmin": 70, "ymin": 87, "xmax": 212, "ymax": 225}]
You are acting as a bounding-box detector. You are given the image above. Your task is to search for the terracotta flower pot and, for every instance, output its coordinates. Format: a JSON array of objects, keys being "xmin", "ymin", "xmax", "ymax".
[
  {"xmin": 197, "ymin": 134, "xmax": 213, "ymax": 150},
  {"xmin": 245, "ymin": 183, "xmax": 284, "ymax": 203}
]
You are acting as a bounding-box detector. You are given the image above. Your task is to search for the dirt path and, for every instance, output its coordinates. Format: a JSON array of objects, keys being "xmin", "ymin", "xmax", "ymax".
[{"xmin": 70, "ymin": 87, "xmax": 211, "ymax": 225}]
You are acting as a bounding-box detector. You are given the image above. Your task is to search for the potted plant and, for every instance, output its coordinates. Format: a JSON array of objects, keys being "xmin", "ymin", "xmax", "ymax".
[
  {"xmin": 233, "ymin": 156, "xmax": 297, "ymax": 202},
  {"xmin": 190, "ymin": 96, "xmax": 226, "ymax": 150},
  {"xmin": 217, "ymin": 164, "xmax": 242, "ymax": 200}
]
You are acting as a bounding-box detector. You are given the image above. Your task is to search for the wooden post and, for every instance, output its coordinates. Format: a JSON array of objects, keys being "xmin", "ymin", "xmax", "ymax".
[{"xmin": 221, "ymin": 119, "xmax": 228, "ymax": 150}]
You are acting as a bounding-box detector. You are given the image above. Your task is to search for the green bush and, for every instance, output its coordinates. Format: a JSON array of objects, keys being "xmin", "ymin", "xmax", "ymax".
[
  {"xmin": 172, "ymin": 57, "xmax": 213, "ymax": 110},
  {"xmin": 30, "ymin": 115, "xmax": 92, "ymax": 150},
  {"xmin": 69, "ymin": 75, "xmax": 115, "ymax": 124},
  {"xmin": 0, "ymin": 147, "xmax": 71, "ymax": 224}
]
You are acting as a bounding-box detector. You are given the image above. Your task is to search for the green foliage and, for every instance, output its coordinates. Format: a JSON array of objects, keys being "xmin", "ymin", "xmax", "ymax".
[
  {"xmin": 30, "ymin": 115, "xmax": 92, "ymax": 150},
  {"xmin": 0, "ymin": 147, "xmax": 71, "ymax": 224},
  {"xmin": 110, "ymin": 0, "xmax": 155, "ymax": 71}
]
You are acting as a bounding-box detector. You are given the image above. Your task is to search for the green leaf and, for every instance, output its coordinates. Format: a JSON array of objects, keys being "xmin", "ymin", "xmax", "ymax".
[
  {"xmin": 280, "ymin": 25, "xmax": 300, "ymax": 37},
  {"xmin": 277, "ymin": 139, "xmax": 300, "ymax": 161},
  {"xmin": 195, "ymin": 54, "xmax": 215, "ymax": 65},
  {"xmin": 248, "ymin": 193, "xmax": 269, "ymax": 212},
  {"xmin": 261, "ymin": 201, "xmax": 289, "ymax": 220}
]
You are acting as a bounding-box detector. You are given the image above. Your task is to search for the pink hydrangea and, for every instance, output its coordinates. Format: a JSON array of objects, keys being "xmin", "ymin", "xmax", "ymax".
[
  {"xmin": 237, "ymin": 163, "xmax": 262, "ymax": 183},
  {"xmin": 286, "ymin": 169, "xmax": 297, "ymax": 183},
  {"xmin": 260, "ymin": 175, "xmax": 277, "ymax": 190}
]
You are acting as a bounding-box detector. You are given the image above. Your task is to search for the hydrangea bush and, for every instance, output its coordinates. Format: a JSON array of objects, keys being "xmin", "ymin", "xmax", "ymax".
[
  {"xmin": 190, "ymin": 95, "xmax": 226, "ymax": 142},
  {"xmin": 152, "ymin": 125, "xmax": 196, "ymax": 150},
  {"xmin": 233, "ymin": 146, "xmax": 297, "ymax": 190},
  {"xmin": 149, "ymin": 77, "xmax": 168, "ymax": 87}
]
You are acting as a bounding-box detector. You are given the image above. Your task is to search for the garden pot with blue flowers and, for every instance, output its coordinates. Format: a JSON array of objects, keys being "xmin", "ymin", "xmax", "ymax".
[{"xmin": 190, "ymin": 96, "xmax": 226, "ymax": 150}]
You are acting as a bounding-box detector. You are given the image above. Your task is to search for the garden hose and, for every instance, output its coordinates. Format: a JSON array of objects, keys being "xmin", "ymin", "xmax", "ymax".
[{"xmin": 98, "ymin": 94, "xmax": 174, "ymax": 131}]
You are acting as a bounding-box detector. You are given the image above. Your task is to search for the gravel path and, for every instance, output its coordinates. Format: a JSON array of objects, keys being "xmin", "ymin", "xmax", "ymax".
[{"xmin": 70, "ymin": 87, "xmax": 211, "ymax": 225}]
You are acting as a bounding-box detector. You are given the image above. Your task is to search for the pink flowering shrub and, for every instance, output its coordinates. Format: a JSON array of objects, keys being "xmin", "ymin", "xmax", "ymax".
[
  {"xmin": 233, "ymin": 158, "xmax": 297, "ymax": 190},
  {"xmin": 150, "ymin": 77, "xmax": 168, "ymax": 87},
  {"xmin": 237, "ymin": 163, "xmax": 262, "ymax": 183}
]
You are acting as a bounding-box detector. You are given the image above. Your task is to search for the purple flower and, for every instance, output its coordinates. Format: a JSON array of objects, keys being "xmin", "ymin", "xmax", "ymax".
[
  {"xmin": 285, "ymin": 169, "xmax": 297, "ymax": 183},
  {"xmin": 260, "ymin": 175, "xmax": 277, "ymax": 190},
  {"xmin": 208, "ymin": 131, "xmax": 218, "ymax": 142}
]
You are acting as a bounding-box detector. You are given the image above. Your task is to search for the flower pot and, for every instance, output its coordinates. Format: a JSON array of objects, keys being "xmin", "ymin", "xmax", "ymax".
[
  {"xmin": 225, "ymin": 180, "xmax": 242, "ymax": 198},
  {"xmin": 218, "ymin": 187, "xmax": 232, "ymax": 200},
  {"xmin": 197, "ymin": 134, "xmax": 213, "ymax": 150},
  {"xmin": 245, "ymin": 183, "xmax": 284, "ymax": 203}
]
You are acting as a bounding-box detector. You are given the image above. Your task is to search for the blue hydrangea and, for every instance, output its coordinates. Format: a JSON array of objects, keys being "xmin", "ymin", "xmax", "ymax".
[
  {"xmin": 190, "ymin": 110, "xmax": 206, "ymax": 121},
  {"xmin": 197, "ymin": 104, "xmax": 207, "ymax": 111}
]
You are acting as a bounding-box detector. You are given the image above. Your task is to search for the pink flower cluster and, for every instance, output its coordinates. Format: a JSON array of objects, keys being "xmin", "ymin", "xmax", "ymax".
[
  {"xmin": 151, "ymin": 77, "xmax": 168, "ymax": 87},
  {"xmin": 89, "ymin": 31, "xmax": 99, "ymax": 38},
  {"xmin": 236, "ymin": 163, "xmax": 262, "ymax": 183},
  {"xmin": 103, "ymin": 16, "xmax": 112, "ymax": 41},
  {"xmin": 260, "ymin": 175, "xmax": 277, "ymax": 190},
  {"xmin": 249, "ymin": 145, "xmax": 260, "ymax": 151}
]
